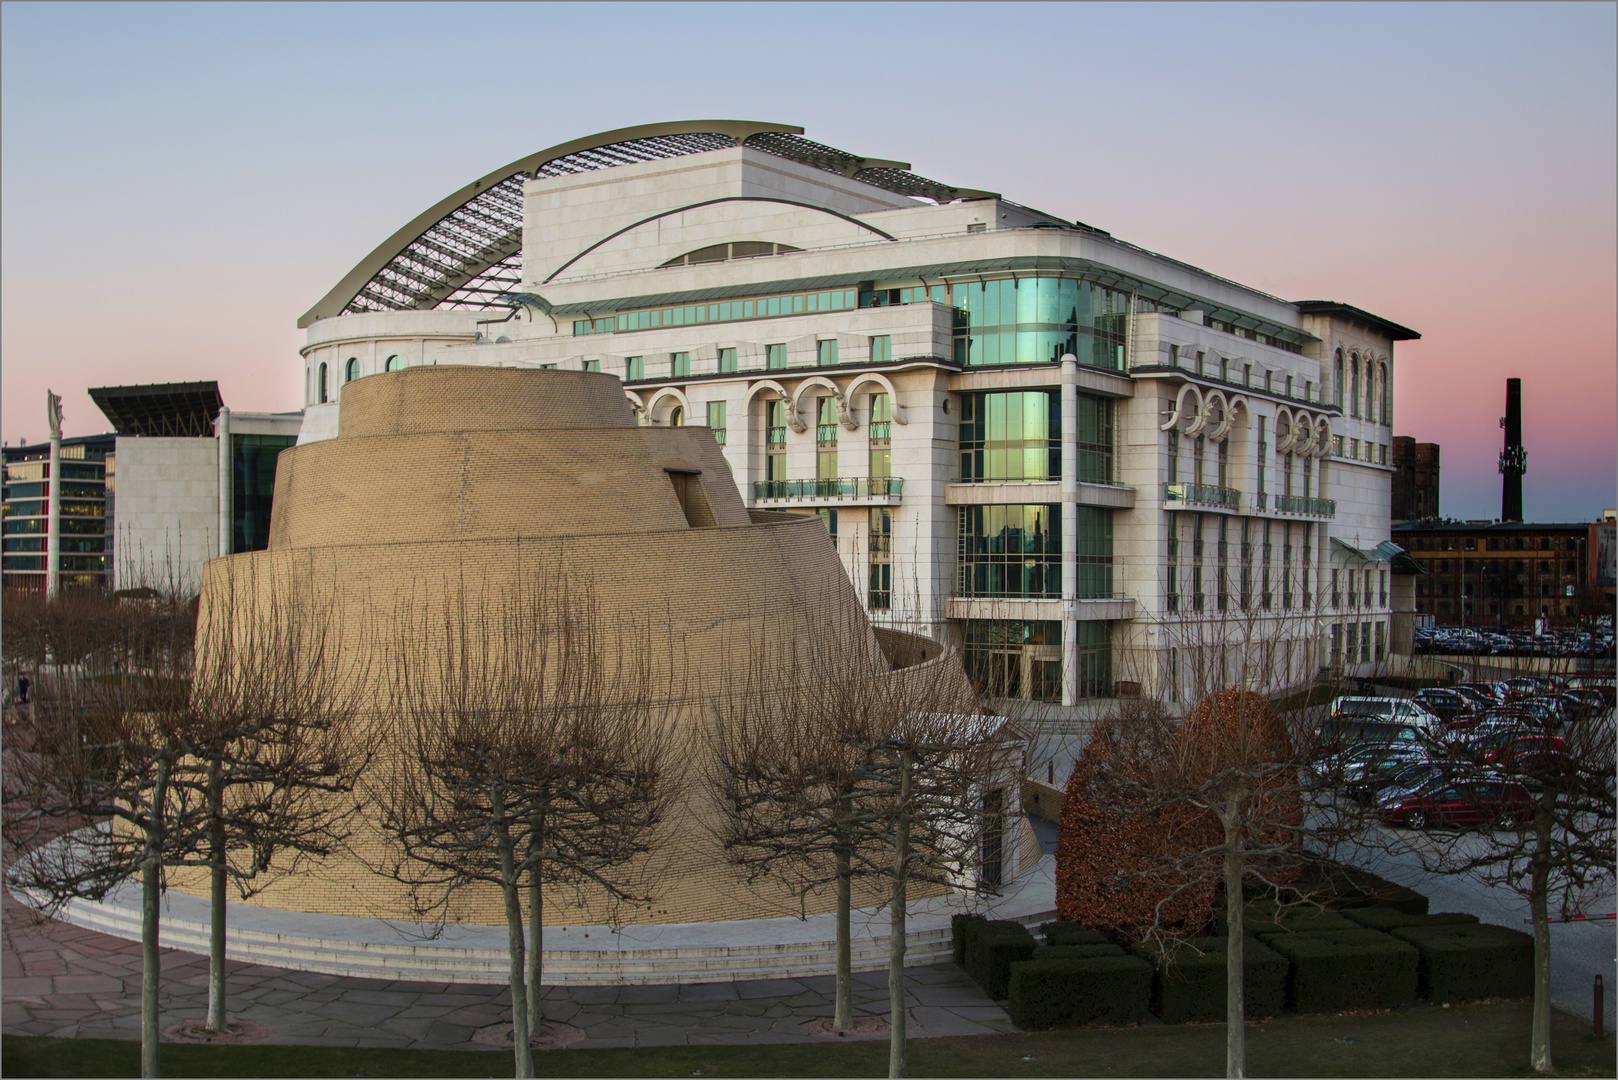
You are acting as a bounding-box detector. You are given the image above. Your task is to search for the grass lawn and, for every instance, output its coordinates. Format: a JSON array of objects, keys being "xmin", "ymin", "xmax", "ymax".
[{"xmin": 3, "ymin": 1003, "xmax": 1613, "ymax": 1078}]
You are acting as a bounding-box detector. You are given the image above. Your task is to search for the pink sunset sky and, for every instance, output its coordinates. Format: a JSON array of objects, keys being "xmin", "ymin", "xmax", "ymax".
[{"xmin": 3, "ymin": 2, "xmax": 1613, "ymax": 522}]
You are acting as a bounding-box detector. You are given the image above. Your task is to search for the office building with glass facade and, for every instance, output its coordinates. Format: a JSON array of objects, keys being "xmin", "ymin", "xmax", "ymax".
[
  {"xmin": 292, "ymin": 121, "xmax": 1417, "ymax": 709},
  {"xmin": 2, "ymin": 434, "xmax": 116, "ymax": 592}
]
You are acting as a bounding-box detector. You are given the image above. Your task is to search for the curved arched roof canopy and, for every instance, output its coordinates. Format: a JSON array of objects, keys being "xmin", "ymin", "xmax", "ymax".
[{"xmin": 299, "ymin": 120, "xmax": 998, "ymax": 328}]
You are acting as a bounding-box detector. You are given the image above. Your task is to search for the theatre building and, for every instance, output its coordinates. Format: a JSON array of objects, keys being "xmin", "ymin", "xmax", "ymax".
[{"xmin": 292, "ymin": 120, "xmax": 1415, "ymax": 708}]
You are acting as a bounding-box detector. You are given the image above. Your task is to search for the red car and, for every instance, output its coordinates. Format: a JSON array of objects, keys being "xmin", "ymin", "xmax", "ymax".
[
  {"xmin": 1379, "ymin": 779, "xmax": 1533, "ymax": 830},
  {"xmin": 1483, "ymin": 734, "xmax": 1566, "ymax": 770}
]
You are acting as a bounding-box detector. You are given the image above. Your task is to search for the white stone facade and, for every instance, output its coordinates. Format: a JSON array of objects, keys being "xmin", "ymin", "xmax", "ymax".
[{"xmin": 297, "ymin": 140, "xmax": 1412, "ymax": 710}]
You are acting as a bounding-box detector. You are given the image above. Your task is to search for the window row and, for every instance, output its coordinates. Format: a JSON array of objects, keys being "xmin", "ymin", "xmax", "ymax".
[
  {"xmin": 1333, "ymin": 348, "xmax": 1391, "ymax": 423},
  {"xmin": 1166, "ymin": 345, "xmax": 1314, "ymax": 401},
  {"xmin": 311, "ymin": 354, "xmax": 405, "ymax": 403}
]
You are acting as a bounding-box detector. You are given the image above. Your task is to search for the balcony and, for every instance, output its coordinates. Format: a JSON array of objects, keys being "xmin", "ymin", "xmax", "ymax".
[
  {"xmin": 1164, "ymin": 482, "xmax": 1241, "ymax": 510},
  {"xmin": 1273, "ymin": 494, "xmax": 1337, "ymax": 518},
  {"xmin": 751, "ymin": 477, "xmax": 904, "ymax": 507}
]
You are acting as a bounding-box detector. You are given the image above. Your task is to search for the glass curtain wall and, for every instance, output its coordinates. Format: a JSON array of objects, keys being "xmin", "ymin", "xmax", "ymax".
[
  {"xmin": 231, "ymin": 434, "xmax": 297, "ymax": 554},
  {"xmin": 1075, "ymin": 506, "xmax": 1113, "ymax": 598},
  {"xmin": 962, "ymin": 620, "xmax": 1061, "ymax": 703},
  {"xmin": 953, "ymin": 277, "xmax": 1163, "ymax": 370},
  {"xmin": 959, "ymin": 391, "xmax": 1059, "ymax": 482},
  {"xmin": 957, "ymin": 504, "xmax": 1060, "ymax": 599},
  {"xmin": 1075, "ymin": 394, "xmax": 1113, "ymax": 483}
]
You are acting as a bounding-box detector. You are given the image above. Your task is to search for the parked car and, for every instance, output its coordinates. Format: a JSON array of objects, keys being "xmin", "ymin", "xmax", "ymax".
[
  {"xmin": 1502, "ymin": 678, "xmax": 1542, "ymax": 701},
  {"xmin": 1559, "ymin": 689, "xmax": 1607, "ymax": 721},
  {"xmin": 1482, "ymin": 733, "xmax": 1567, "ymax": 771},
  {"xmin": 1413, "ymin": 688, "xmax": 1478, "ymax": 726},
  {"xmin": 1565, "ymin": 676, "xmax": 1616, "ymax": 705},
  {"xmin": 1314, "ymin": 719, "xmax": 1438, "ymax": 760},
  {"xmin": 1379, "ymin": 779, "xmax": 1533, "ymax": 830},
  {"xmin": 1451, "ymin": 685, "xmax": 1494, "ymax": 709},
  {"xmin": 1339, "ymin": 743, "xmax": 1431, "ymax": 802},
  {"xmin": 1328, "ymin": 696, "xmax": 1441, "ymax": 728},
  {"xmin": 1458, "ymin": 681, "xmax": 1510, "ymax": 707}
]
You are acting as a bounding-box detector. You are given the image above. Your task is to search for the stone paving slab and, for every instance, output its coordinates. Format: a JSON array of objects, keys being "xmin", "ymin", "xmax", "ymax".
[{"xmin": 3, "ymin": 888, "xmax": 1016, "ymax": 1051}]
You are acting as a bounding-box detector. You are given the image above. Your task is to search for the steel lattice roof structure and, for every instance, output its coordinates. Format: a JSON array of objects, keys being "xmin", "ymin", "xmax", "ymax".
[{"xmin": 299, "ymin": 120, "xmax": 996, "ymax": 329}]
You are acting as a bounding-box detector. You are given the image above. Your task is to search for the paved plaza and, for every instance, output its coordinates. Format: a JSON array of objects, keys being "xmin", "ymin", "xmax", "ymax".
[{"xmin": 1, "ymin": 891, "xmax": 1017, "ymax": 1052}]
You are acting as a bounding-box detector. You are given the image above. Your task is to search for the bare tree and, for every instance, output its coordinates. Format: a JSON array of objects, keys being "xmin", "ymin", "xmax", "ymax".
[
  {"xmin": 181, "ymin": 565, "xmax": 375, "ymax": 1033},
  {"xmin": 375, "ymin": 569, "xmax": 677, "ymax": 1080},
  {"xmin": 1392, "ymin": 699, "xmax": 1616, "ymax": 1072},
  {"xmin": 4, "ymin": 586, "xmax": 203, "ymax": 1078}
]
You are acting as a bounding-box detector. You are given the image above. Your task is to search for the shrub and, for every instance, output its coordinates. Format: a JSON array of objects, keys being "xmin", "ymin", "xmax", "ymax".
[
  {"xmin": 1296, "ymin": 864, "xmax": 1429, "ymax": 915},
  {"xmin": 965, "ymin": 920, "xmax": 1035, "ymax": 1000},
  {"xmin": 1007, "ymin": 955, "xmax": 1152, "ymax": 1030},
  {"xmin": 1267, "ymin": 928, "xmax": 1419, "ymax": 1013},
  {"xmin": 952, "ymin": 913, "xmax": 987, "ymax": 966},
  {"xmin": 1034, "ymin": 943, "xmax": 1124, "ymax": 960},
  {"xmin": 1250, "ymin": 910, "xmax": 1359, "ymax": 942},
  {"xmin": 1391, "ymin": 923, "xmax": 1533, "ymax": 1003},
  {"xmin": 1040, "ymin": 921, "xmax": 1110, "ymax": 947},
  {"xmin": 1342, "ymin": 907, "xmax": 1480, "ymax": 933},
  {"xmin": 1135, "ymin": 935, "xmax": 1288, "ymax": 1023}
]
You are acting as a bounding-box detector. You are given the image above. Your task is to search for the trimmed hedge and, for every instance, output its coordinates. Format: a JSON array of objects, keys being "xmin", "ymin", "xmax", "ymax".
[
  {"xmin": 1250, "ymin": 910, "xmax": 1359, "ymax": 942},
  {"xmin": 964, "ymin": 920, "xmax": 1036, "ymax": 1000},
  {"xmin": 1392, "ymin": 923, "xmax": 1534, "ymax": 1003},
  {"xmin": 1342, "ymin": 907, "xmax": 1480, "ymax": 933},
  {"xmin": 1135, "ymin": 935, "xmax": 1288, "ymax": 1024},
  {"xmin": 1007, "ymin": 955, "xmax": 1152, "ymax": 1030},
  {"xmin": 1040, "ymin": 921, "xmax": 1111, "ymax": 947},
  {"xmin": 1033, "ymin": 943, "xmax": 1125, "ymax": 960},
  {"xmin": 1300, "ymin": 865, "xmax": 1429, "ymax": 915},
  {"xmin": 952, "ymin": 913, "xmax": 987, "ymax": 966},
  {"xmin": 1267, "ymin": 928, "xmax": 1419, "ymax": 1013}
]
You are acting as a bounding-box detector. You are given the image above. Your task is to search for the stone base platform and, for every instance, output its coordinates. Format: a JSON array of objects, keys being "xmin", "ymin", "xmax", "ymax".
[{"xmin": 16, "ymin": 859, "xmax": 1055, "ymax": 987}]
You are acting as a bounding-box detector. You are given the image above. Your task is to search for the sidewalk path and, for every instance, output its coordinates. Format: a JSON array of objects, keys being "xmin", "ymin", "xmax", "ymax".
[{"xmin": 2, "ymin": 891, "xmax": 1015, "ymax": 1050}]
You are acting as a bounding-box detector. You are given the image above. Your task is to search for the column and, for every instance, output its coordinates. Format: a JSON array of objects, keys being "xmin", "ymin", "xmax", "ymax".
[
  {"xmin": 45, "ymin": 391, "xmax": 62, "ymax": 598},
  {"xmin": 1060, "ymin": 356, "xmax": 1078, "ymax": 707}
]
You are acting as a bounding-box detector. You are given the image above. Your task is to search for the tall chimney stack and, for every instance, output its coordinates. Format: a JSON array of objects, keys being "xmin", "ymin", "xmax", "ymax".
[{"xmin": 1499, "ymin": 377, "xmax": 1526, "ymax": 522}]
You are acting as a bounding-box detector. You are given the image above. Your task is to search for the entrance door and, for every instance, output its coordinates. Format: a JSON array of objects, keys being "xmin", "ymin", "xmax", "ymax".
[{"xmin": 985, "ymin": 650, "xmax": 1023, "ymax": 699}]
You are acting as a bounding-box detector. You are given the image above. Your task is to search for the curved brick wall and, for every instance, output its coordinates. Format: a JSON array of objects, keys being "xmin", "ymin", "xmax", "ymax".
[{"xmin": 184, "ymin": 367, "xmax": 970, "ymax": 926}]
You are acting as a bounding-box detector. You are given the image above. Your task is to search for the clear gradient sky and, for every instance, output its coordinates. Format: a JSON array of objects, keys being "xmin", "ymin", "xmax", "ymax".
[{"xmin": 3, "ymin": 1, "xmax": 1613, "ymax": 522}]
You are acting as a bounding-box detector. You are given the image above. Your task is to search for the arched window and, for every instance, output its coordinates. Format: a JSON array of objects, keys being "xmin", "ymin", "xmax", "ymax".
[
  {"xmin": 1365, "ymin": 364, "xmax": 1376, "ymax": 424},
  {"xmin": 669, "ymin": 405, "xmax": 684, "ymax": 427},
  {"xmin": 1349, "ymin": 355, "xmax": 1360, "ymax": 418},
  {"xmin": 345, "ymin": 358, "xmax": 360, "ymax": 383},
  {"xmin": 318, "ymin": 362, "xmax": 329, "ymax": 404},
  {"xmin": 1333, "ymin": 349, "xmax": 1344, "ymax": 408},
  {"xmin": 385, "ymin": 355, "xmax": 403, "ymax": 372},
  {"xmin": 1379, "ymin": 362, "xmax": 1390, "ymax": 421}
]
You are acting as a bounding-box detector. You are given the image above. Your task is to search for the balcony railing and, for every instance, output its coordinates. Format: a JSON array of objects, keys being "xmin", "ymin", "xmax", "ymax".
[
  {"xmin": 1163, "ymin": 482, "xmax": 1241, "ymax": 509},
  {"xmin": 1273, "ymin": 494, "xmax": 1337, "ymax": 517},
  {"xmin": 753, "ymin": 477, "xmax": 904, "ymax": 501}
]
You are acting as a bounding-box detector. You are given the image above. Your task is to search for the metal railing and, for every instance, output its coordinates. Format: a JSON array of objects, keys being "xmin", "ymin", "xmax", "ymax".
[
  {"xmin": 1163, "ymin": 482, "xmax": 1241, "ymax": 509},
  {"xmin": 1273, "ymin": 494, "xmax": 1337, "ymax": 517},
  {"xmin": 753, "ymin": 477, "xmax": 904, "ymax": 501}
]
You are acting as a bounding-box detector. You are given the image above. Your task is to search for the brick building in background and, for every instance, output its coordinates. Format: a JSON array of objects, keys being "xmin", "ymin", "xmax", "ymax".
[{"xmin": 1391, "ymin": 436, "xmax": 1439, "ymax": 522}]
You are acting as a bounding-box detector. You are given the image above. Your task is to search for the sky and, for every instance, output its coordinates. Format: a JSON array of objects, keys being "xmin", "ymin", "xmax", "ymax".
[{"xmin": 2, "ymin": 1, "xmax": 1614, "ymax": 522}]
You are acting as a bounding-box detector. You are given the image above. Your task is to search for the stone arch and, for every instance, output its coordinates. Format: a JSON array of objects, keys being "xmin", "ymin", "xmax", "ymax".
[
  {"xmin": 645, "ymin": 386, "xmax": 692, "ymax": 426},
  {"xmin": 1208, "ymin": 392, "xmax": 1249, "ymax": 442},
  {"xmin": 623, "ymin": 389, "xmax": 647, "ymax": 424},
  {"xmin": 791, "ymin": 375, "xmax": 853, "ymax": 430},
  {"xmin": 844, "ymin": 371, "xmax": 908, "ymax": 425},
  {"xmin": 1291, "ymin": 410, "xmax": 1316, "ymax": 455},
  {"xmin": 1202, "ymin": 389, "xmax": 1230, "ymax": 441},
  {"xmin": 742, "ymin": 379, "xmax": 804, "ymax": 432},
  {"xmin": 1162, "ymin": 383, "xmax": 1204, "ymax": 432},
  {"xmin": 1274, "ymin": 405, "xmax": 1297, "ymax": 452},
  {"xmin": 1313, "ymin": 418, "xmax": 1332, "ymax": 457}
]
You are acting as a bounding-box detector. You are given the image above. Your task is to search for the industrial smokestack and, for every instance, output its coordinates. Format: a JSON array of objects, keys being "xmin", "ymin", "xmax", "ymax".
[{"xmin": 1499, "ymin": 377, "xmax": 1526, "ymax": 522}]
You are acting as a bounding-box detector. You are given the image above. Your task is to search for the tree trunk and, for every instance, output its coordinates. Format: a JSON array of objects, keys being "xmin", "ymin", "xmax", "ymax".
[
  {"xmin": 888, "ymin": 750, "xmax": 911, "ymax": 1080},
  {"xmin": 1221, "ymin": 800, "xmax": 1247, "ymax": 1080},
  {"xmin": 1529, "ymin": 807, "xmax": 1553, "ymax": 1074},
  {"xmin": 494, "ymin": 787, "xmax": 533, "ymax": 1079},
  {"xmin": 206, "ymin": 759, "xmax": 227, "ymax": 1033},
  {"xmin": 526, "ymin": 811, "xmax": 543, "ymax": 1037},
  {"xmin": 141, "ymin": 756, "xmax": 171, "ymax": 1079},
  {"xmin": 835, "ymin": 844, "xmax": 853, "ymax": 1031}
]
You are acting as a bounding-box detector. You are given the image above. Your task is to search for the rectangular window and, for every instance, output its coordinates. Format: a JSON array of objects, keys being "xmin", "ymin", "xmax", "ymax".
[
  {"xmin": 626, "ymin": 356, "xmax": 644, "ymax": 381},
  {"xmin": 1075, "ymin": 394, "xmax": 1113, "ymax": 484},
  {"xmin": 1166, "ymin": 430, "xmax": 1178, "ymax": 485},
  {"xmin": 817, "ymin": 508, "xmax": 837, "ymax": 541},
  {"xmin": 816, "ymin": 397, "xmax": 838, "ymax": 482},
  {"xmin": 706, "ymin": 401, "xmax": 727, "ymax": 445},
  {"xmin": 957, "ymin": 504, "xmax": 1062, "ymax": 599},
  {"xmin": 868, "ymin": 335, "xmax": 893, "ymax": 364},
  {"xmin": 1075, "ymin": 506, "xmax": 1114, "ymax": 598},
  {"xmin": 671, "ymin": 352, "xmax": 690, "ymax": 378},
  {"xmin": 1286, "ymin": 375, "xmax": 1294, "ymax": 399},
  {"xmin": 1332, "ymin": 434, "xmax": 1345, "ymax": 457},
  {"xmin": 869, "ymin": 393, "xmax": 892, "ymax": 484},
  {"xmin": 1193, "ymin": 436, "xmax": 1205, "ymax": 487},
  {"xmin": 1074, "ymin": 621, "xmax": 1112, "ymax": 700},
  {"xmin": 958, "ymin": 390, "xmax": 1060, "ymax": 482},
  {"xmin": 869, "ymin": 507, "xmax": 892, "ymax": 610},
  {"xmin": 817, "ymin": 340, "xmax": 839, "ymax": 367},
  {"xmin": 1361, "ymin": 621, "xmax": 1373, "ymax": 663},
  {"xmin": 767, "ymin": 344, "xmax": 787, "ymax": 370},
  {"xmin": 765, "ymin": 400, "xmax": 787, "ymax": 484},
  {"xmin": 1216, "ymin": 439, "xmax": 1228, "ymax": 489},
  {"xmin": 718, "ymin": 347, "xmax": 737, "ymax": 374},
  {"xmin": 1378, "ymin": 443, "xmax": 1388, "ymax": 466},
  {"xmin": 962, "ymin": 620, "xmax": 1062, "ymax": 702},
  {"xmin": 1265, "ymin": 370, "xmax": 1274, "ymax": 393},
  {"xmin": 582, "ymin": 359, "xmax": 600, "ymax": 372},
  {"xmin": 1169, "ymin": 343, "xmax": 1180, "ymax": 368}
]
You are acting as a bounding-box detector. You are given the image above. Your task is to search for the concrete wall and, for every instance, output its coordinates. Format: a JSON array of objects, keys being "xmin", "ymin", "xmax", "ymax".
[{"xmin": 112, "ymin": 436, "xmax": 217, "ymax": 593}]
